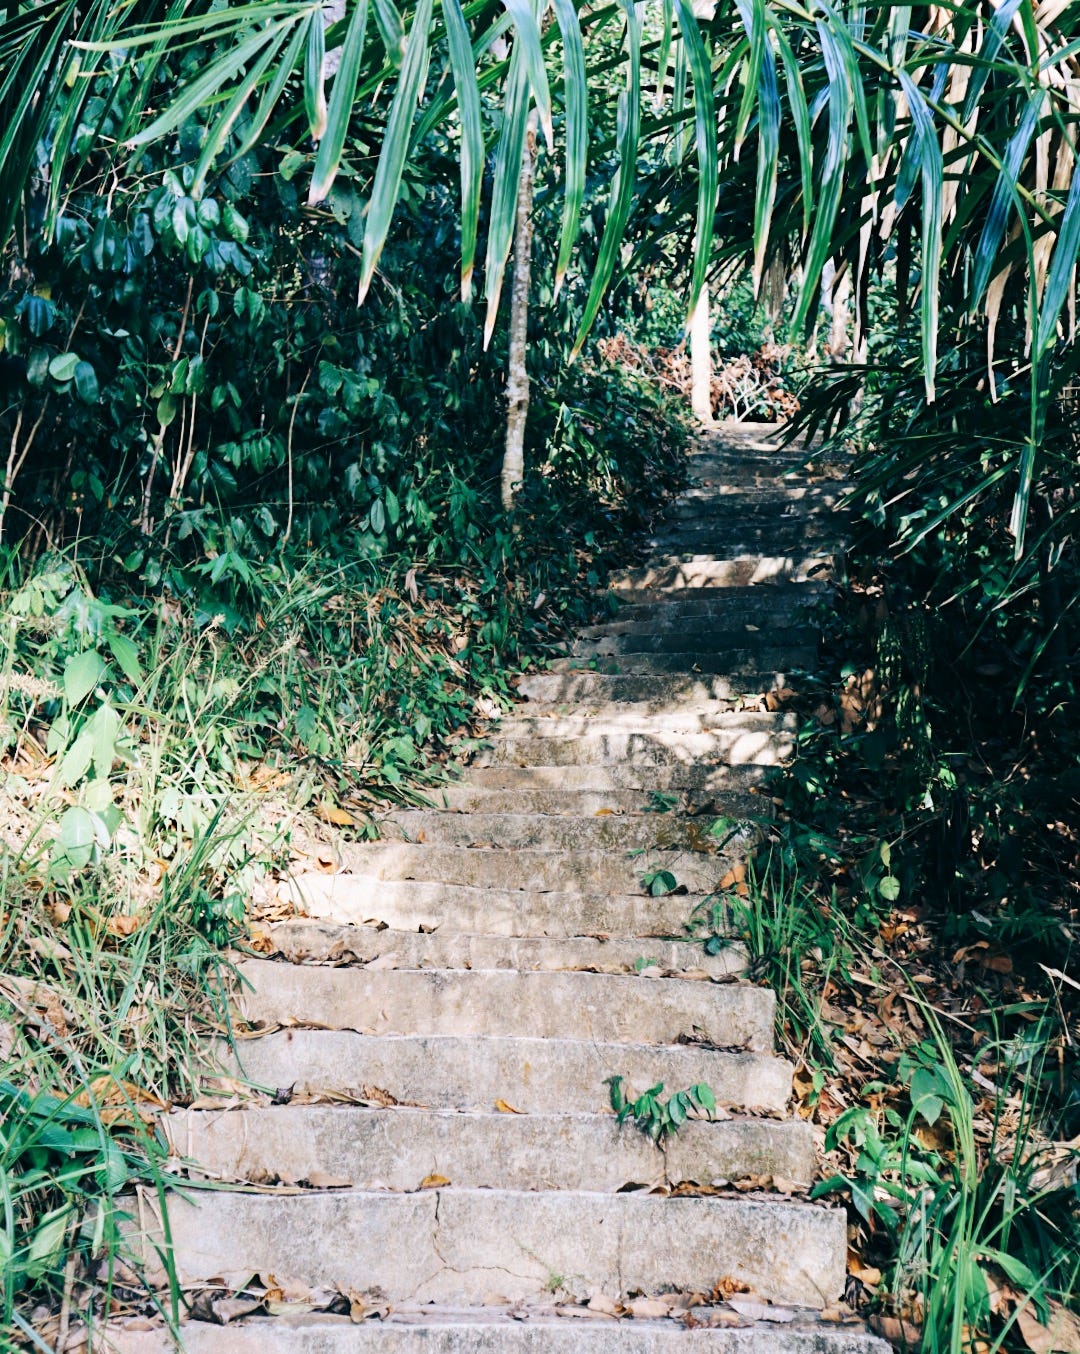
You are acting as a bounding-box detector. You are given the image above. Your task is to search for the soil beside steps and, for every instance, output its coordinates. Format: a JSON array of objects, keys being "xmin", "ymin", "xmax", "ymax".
[{"xmin": 108, "ymin": 424, "xmax": 888, "ymax": 1352}]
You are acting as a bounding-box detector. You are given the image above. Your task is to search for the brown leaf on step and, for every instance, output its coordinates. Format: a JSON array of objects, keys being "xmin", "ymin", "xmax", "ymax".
[
  {"xmin": 495, "ymin": 1099, "xmax": 523, "ymax": 1114},
  {"xmin": 587, "ymin": 1294, "xmax": 622, "ymax": 1316},
  {"xmin": 628, "ymin": 1297, "xmax": 674, "ymax": 1319},
  {"xmin": 304, "ymin": 1170, "xmax": 353, "ymax": 1189},
  {"xmin": 715, "ymin": 1277, "xmax": 751, "ymax": 1300},
  {"xmin": 727, "ymin": 1298, "xmax": 796, "ymax": 1322},
  {"xmin": 1016, "ymin": 1300, "xmax": 1080, "ymax": 1354},
  {"xmin": 870, "ymin": 1314, "xmax": 923, "ymax": 1347},
  {"xmin": 419, "ymin": 1173, "xmax": 451, "ymax": 1190},
  {"xmin": 364, "ymin": 953, "xmax": 399, "ymax": 970},
  {"xmin": 315, "ymin": 802, "xmax": 356, "ymax": 827},
  {"xmin": 594, "ymin": 808, "xmax": 617, "ymax": 815}
]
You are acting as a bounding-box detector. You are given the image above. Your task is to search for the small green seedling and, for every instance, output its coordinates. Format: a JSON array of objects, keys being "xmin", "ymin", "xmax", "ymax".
[{"xmin": 606, "ymin": 1075, "xmax": 717, "ymax": 1141}]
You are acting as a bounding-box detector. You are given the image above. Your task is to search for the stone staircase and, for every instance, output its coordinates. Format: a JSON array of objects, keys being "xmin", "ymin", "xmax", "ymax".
[{"xmin": 111, "ymin": 425, "xmax": 888, "ymax": 1352}]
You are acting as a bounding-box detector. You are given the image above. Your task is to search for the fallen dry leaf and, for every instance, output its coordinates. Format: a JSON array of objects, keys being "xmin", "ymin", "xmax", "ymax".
[
  {"xmin": 628, "ymin": 1297, "xmax": 674, "ymax": 1319},
  {"xmin": 315, "ymin": 802, "xmax": 357, "ymax": 827},
  {"xmin": 419, "ymin": 1173, "xmax": 451, "ymax": 1190},
  {"xmin": 1016, "ymin": 1300, "xmax": 1080, "ymax": 1354},
  {"xmin": 495, "ymin": 1099, "xmax": 522, "ymax": 1114}
]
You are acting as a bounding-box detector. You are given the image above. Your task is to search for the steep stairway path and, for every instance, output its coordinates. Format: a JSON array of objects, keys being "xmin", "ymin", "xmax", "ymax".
[{"xmin": 112, "ymin": 425, "xmax": 888, "ymax": 1352}]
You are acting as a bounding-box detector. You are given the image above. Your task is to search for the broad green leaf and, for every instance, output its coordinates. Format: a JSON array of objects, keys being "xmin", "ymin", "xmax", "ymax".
[
  {"xmin": 309, "ymin": 0, "xmax": 371, "ymax": 206},
  {"xmin": 107, "ymin": 631, "xmax": 145, "ymax": 685},
  {"xmin": 25, "ymin": 1203, "xmax": 73, "ymax": 1279},
  {"xmin": 48, "ymin": 351, "xmax": 80, "ymax": 382},
  {"xmin": 60, "ymin": 731, "xmax": 95, "ymax": 787},
  {"xmin": 73, "ymin": 360, "xmax": 98, "ymax": 402},
  {"xmin": 356, "ymin": 0, "xmax": 432, "ymax": 296},
  {"xmin": 442, "ymin": 0, "xmax": 484, "ymax": 300},
  {"xmin": 56, "ymin": 805, "xmax": 96, "ymax": 868},
  {"xmin": 64, "ymin": 649, "xmax": 107, "ymax": 705},
  {"xmin": 909, "ymin": 1065, "xmax": 946, "ymax": 1126}
]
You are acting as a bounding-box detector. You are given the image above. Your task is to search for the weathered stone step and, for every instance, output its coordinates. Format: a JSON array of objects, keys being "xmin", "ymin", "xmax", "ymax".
[
  {"xmin": 134, "ymin": 1188, "xmax": 846, "ymax": 1308},
  {"xmin": 234, "ymin": 960, "xmax": 775, "ymax": 1049},
  {"xmin": 379, "ymin": 810, "xmax": 756, "ymax": 853},
  {"xmin": 231, "ymin": 1032, "xmax": 796, "ymax": 1113},
  {"xmin": 277, "ymin": 873, "xmax": 722, "ymax": 938},
  {"xmin": 109, "ymin": 1314, "xmax": 891, "ymax": 1353},
  {"xmin": 605, "ymin": 581, "xmax": 826, "ymax": 614},
  {"xmin": 611, "ymin": 555, "xmax": 833, "ymax": 591},
  {"xmin": 546, "ymin": 647, "xmax": 813, "ymax": 676},
  {"xmin": 569, "ymin": 626, "xmax": 816, "ymax": 656},
  {"xmin": 671, "ymin": 482, "xmax": 847, "ymax": 509},
  {"xmin": 646, "ymin": 523, "xmax": 836, "ymax": 553},
  {"xmin": 264, "ymin": 920, "xmax": 747, "ymax": 978},
  {"xmin": 474, "ymin": 728, "xmax": 794, "ymax": 769},
  {"xmin": 494, "ymin": 710, "xmax": 794, "ymax": 736},
  {"xmin": 429, "ymin": 782, "xmax": 762, "ymax": 818},
  {"xmin": 516, "ymin": 671, "xmax": 796, "ymax": 704},
  {"xmin": 458, "ymin": 762, "xmax": 767, "ymax": 791},
  {"xmin": 580, "ymin": 603, "xmax": 815, "ymax": 638},
  {"xmin": 329, "ymin": 841, "xmax": 731, "ymax": 893},
  {"xmin": 166, "ymin": 1105, "xmax": 816, "ymax": 1192}
]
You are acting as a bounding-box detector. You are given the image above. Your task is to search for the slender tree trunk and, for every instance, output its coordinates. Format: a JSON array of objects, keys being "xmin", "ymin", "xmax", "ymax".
[
  {"xmin": 501, "ymin": 112, "xmax": 537, "ymax": 513},
  {"xmin": 689, "ymin": 284, "xmax": 714, "ymax": 425}
]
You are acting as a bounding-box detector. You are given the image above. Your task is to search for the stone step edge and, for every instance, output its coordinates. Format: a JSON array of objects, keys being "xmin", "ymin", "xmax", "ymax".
[{"xmin": 105, "ymin": 1314, "xmax": 891, "ymax": 1353}]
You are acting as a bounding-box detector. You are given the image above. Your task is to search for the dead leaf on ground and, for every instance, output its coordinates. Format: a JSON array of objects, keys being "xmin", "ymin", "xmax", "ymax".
[
  {"xmin": 628, "ymin": 1296, "xmax": 675, "ymax": 1319},
  {"xmin": 495, "ymin": 1099, "xmax": 522, "ymax": 1114},
  {"xmin": 419, "ymin": 1173, "xmax": 451, "ymax": 1190},
  {"xmin": 1016, "ymin": 1300, "xmax": 1080, "ymax": 1354},
  {"xmin": 315, "ymin": 802, "xmax": 357, "ymax": 828}
]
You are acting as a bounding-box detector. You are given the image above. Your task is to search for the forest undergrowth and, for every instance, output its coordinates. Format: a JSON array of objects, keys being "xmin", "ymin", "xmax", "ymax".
[{"xmin": 704, "ymin": 502, "xmax": 1080, "ymax": 1354}]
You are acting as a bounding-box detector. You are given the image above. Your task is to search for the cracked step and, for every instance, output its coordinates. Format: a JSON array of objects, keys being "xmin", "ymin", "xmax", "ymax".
[
  {"xmin": 376, "ymin": 811, "xmax": 758, "ymax": 853},
  {"xmin": 108, "ymin": 1313, "xmax": 891, "ymax": 1353},
  {"xmin": 610, "ymin": 555, "xmax": 833, "ymax": 591},
  {"xmin": 326, "ymin": 841, "xmax": 734, "ymax": 893},
  {"xmin": 568, "ymin": 627, "xmax": 817, "ymax": 656},
  {"xmin": 472, "ymin": 727, "xmax": 795, "ymax": 769},
  {"xmin": 545, "ymin": 648, "xmax": 814, "ymax": 676},
  {"xmin": 426, "ymin": 783, "xmax": 763, "ymax": 817},
  {"xmin": 263, "ymin": 920, "xmax": 748, "ymax": 978},
  {"xmin": 131, "ymin": 1188, "xmax": 847, "ymax": 1309},
  {"xmin": 228, "ymin": 1031, "xmax": 796, "ymax": 1112},
  {"xmin": 515, "ymin": 672, "xmax": 799, "ymax": 704},
  {"xmin": 275, "ymin": 873, "xmax": 727, "ymax": 937},
  {"xmin": 164, "ymin": 1105, "xmax": 816, "ymax": 1193},
  {"xmin": 233, "ymin": 960, "xmax": 776, "ymax": 1050}
]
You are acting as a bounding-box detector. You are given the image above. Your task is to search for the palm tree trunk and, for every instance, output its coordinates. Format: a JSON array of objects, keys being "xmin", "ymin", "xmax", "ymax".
[
  {"xmin": 501, "ymin": 111, "xmax": 538, "ymax": 512},
  {"xmin": 689, "ymin": 284, "xmax": 714, "ymax": 425}
]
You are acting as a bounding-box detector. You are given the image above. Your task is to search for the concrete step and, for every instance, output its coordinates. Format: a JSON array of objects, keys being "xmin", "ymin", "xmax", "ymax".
[
  {"xmin": 108, "ymin": 1314, "xmax": 891, "ymax": 1353},
  {"xmin": 516, "ymin": 672, "xmax": 797, "ymax": 704},
  {"xmin": 670, "ymin": 483, "xmax": 847, "ymax": 510},
  {"xmin": 579, "ymin": 605, "xmax": 815, "ymax": 638},
  {"xmin": 605, "ymin": 582, "xmax": 826, "ymax": 614},
  {"xmin": 545, "ymin": 648, "xmax": 813, "ymax": 676},
  {"xmin": 327, "ymin": 841, "xmax": 733, "ymax": 894},
  {"xmin": 263, "ymin": 921, "xmax": 748, "ymax": 978},
  {"xmin": 165, "ymin": 1104, "xmax": 816, "ymax": 1192},
  {"xmin": 646, "ymin": 526, "xmax": 836, "ymax": 556},
  {"xmin": 134, "ymin": 1188, "xmax": 847, "ymax": 1308},
  {"xmin": 229, "ymin": 1032, "xmax": 796, "ymax": 1113},
  {"xmin": 234, "ymin": 960, "xmax": 775, "ymax": 1050},
  {"xmin": 492, "ymin": 710, "xmax": 793, "ymax": 737},
  {"xmin": 569, "ymin": 627, "xmax": 817, "ymax": 657},
  {"xmin": 427, "ymin": 783, "xmax": 763, "ymax": 818},
  {"xmin": 611, "ymin": 555, "xmax": 833, "ymax": 591},
  {"xmin": 276, "ymin": 873, "xmax": 724, "ymax": 938},
  {"xmin": 378, "ymin": 810, "xmax": 756, "ymax": 853},
  {"xmin": 474, "ymin": 728, "xmax": 794, "ymax": 769},
  {"xmin": 457, "ymin": 762, "xmax": 768, "ymax": 791}
]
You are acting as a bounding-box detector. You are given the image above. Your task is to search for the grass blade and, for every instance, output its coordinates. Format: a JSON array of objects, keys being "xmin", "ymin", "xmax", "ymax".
[
  {"xmin": 969, "ymin": 88, "xmax": 1044, "ymax": 312},
  {"xmin": 483, "ymin": 46, "xmax": 531, "ymax": 343},
  {"xmin": 502, "ymin": 0, "xmax": 554, "ymax": 150},
  {"xmin": 898, "ymin": 69, "xmax": 943, "ymax": 401},
  {"xmin": 304, "ymin": 9, "xmax": 328, "ymax": 139}
]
